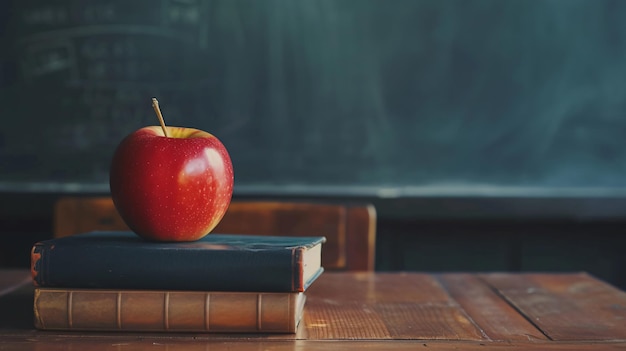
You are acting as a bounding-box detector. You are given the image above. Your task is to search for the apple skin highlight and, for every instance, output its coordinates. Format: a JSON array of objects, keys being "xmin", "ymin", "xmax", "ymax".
[{"xmin": 109, "ymin": 126, "xmax": 234, "ymax": 242}]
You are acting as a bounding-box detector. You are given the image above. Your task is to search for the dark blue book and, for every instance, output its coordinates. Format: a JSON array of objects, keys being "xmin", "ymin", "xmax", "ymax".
[{"xmin": 31, "ymin": 231, "xmax": 325, "ymax": 292}]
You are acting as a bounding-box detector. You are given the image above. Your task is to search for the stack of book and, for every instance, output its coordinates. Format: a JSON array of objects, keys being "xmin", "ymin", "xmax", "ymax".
[{"xmin": 30, "ymin": 231, "xmax": 325, "ymax": 333}]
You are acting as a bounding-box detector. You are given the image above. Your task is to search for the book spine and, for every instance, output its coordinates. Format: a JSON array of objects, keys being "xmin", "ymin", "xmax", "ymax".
[
  {"xmin": 30, "ymin": 243, "xmax": 46, "ymax": 286},
  {"xmin": 34, "ymin": 288, "xmax": 299, "ymax": 333}
]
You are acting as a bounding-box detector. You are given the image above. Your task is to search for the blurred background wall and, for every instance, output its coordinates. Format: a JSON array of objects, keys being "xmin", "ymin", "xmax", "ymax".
[{"xmin": 1, "ymin": 0, "xmax": 625, "ymax": 288}]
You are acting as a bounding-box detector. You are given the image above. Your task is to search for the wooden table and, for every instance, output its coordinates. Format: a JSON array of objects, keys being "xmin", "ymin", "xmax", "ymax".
[{"xmin": 1, "ymin": 269, "xmax": 625, "ymax": 350}]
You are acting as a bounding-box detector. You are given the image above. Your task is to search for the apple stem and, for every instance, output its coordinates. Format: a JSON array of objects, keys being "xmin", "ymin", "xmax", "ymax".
[{"xmin": 152, "ymin": 98, "xmax": 169, "ymax": 137}]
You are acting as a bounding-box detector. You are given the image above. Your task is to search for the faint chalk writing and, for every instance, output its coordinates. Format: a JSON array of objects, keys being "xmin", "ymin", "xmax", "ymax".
[{"xmin": 21, "ymin": 40, "xmax": 78, "ymax": 80}]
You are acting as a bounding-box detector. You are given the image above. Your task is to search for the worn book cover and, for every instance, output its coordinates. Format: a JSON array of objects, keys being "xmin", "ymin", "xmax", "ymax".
[
  {"xmin": 31, "ymin": 231, "xmax": 325, "ymax": 292},
  {"xmin": 34, "ymin": 287, "xmax": 305, "ymax": 333}
]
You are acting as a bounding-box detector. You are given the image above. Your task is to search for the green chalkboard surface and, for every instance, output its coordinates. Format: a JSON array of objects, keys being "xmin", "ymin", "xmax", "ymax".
[{"xmin": 1, "ymin": 0, "xmax": 625, "ymax": 196}]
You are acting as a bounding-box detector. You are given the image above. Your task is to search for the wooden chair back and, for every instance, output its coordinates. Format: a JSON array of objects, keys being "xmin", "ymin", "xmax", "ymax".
[{"xmin": 53, "ymin": 197, "xmax": 377, "ymax": 271}]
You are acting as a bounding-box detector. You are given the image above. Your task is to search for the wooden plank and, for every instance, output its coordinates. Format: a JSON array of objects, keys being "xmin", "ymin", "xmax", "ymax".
[
  {"xmin": 438, "ymin": 273, "xmax": 548, "ymax": 341},
  {"xmin": 302, "ymin": 272, "xmax": 486, "ymax": 340},
  {"xmin": 0, "ymin": 337, "xmax": 625, "ymax": 351},
  {"xmin": 345, "ymin": 204, "xmax": 377, "ymax": 271},
  {"xmin": 3, "ymin": 270, "xmax": 626, "ymax": 349},
  {"xmin": 482, "ymin": 272, "xmax": 626, "ymax": 341}
]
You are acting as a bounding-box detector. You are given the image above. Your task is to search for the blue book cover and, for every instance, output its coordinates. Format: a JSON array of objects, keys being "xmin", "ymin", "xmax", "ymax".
[{"xmin": 31, "ymin": 231, "xmax": 325, "ymax": 292}]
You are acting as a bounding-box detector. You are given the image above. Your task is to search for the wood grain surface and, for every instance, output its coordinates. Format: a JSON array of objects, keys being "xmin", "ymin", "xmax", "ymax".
[
  {"xmin": 482, "ymin": 272, "xmax": 626, "ymax": 341},
  {"xmin": 438, "ymin": 273, "xmax": 548, "ymax": 341},
  {"xmin": 1, "ymin": 270, "xmax": 625, "ymax": 350}
]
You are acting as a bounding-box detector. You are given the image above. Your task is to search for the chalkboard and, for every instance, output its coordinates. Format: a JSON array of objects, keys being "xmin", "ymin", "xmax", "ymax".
[{"xmin": 1, "ymin": 0, "xmax": 626, "ymax": 196}]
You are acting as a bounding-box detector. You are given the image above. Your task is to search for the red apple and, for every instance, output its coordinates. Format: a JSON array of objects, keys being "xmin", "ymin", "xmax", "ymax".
[{"xmin": 109, "ymin": 125, "xmax": 234, "ymax": 242}]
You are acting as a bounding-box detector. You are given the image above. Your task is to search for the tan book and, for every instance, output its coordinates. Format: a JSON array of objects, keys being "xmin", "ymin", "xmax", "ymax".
[{"xmin": 34, "ymin": 288, "xmax": 305, "ymax": 333}]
